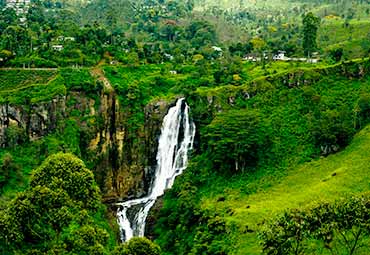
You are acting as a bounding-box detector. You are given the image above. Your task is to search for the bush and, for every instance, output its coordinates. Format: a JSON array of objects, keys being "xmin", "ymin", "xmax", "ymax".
[
  {"xmin": 4, "ymin": 124, "xmax": 26, "ymax": 147},
  {"xmin": 112, "ymin": 237, "xmax": 161, "ymax": 255},
  {"xmin": 259, "ymin": 194, "xmax": 370, "ymax": 255},
  {"xmin": 329, "ymin": 48, "xmax": 344, "ymax": 62},
  {"xmin": 9, "ymin": 56, "xmax": 57, "ymax": 68},
  {"xmin": 312, "ymin": 108, "xmax": 354, "ymax": 155},
  {"xmin": 0, "ymin": 153, "xmax": 20, "ymax": 189}
]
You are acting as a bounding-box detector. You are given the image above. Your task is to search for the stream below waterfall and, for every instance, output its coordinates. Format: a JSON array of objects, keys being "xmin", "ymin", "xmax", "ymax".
[{"xmin": 116, "ymin": 98, "xmax": 196, "ymax": 242}]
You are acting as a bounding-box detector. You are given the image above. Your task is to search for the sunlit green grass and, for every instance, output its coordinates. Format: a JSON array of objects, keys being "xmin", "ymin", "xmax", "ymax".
[
  {"xmin": 200, "ymin": 125, "xmax": 370, "ymax": 254},
  {"xmin": 0, "ymin": 69, "xmax": 57, "ymax": 91},
  {"xmin": 242, "ymin": 61, "xmax": 330, "ymax": 82},
  {"xmin": 319, "ymin": 19, "xmax": 370, "ymax": 59}
]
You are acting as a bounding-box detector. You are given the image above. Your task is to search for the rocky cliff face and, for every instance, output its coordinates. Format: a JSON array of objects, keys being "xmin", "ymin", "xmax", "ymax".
[
  {"xmin": 95, "ymin": 91, "xmax": 172, "ymax": 203},
  {"xmin": 0, "ymin": 80, "xmax": 172, "ymax": 203},
  {"xmin": 0, "ymin": 96, "xmax": 66, "ymax": 147}
]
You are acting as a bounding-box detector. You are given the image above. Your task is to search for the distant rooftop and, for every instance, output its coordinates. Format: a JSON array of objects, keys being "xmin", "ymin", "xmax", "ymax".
[{"xmin": 5, "ymin": 0, "xmax": 31, "ymax": 16}]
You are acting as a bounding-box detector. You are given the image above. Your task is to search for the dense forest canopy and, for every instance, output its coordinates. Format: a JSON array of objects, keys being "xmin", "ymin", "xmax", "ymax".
[{"xmin": 0, "ymin": 0, "xmax": 369, "ymax": 68}]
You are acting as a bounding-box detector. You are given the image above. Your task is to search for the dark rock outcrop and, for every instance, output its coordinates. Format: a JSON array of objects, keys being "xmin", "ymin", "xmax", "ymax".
[
  {"xmin": 0, "ymin": 96, "xmax": 66, "ymax": 147},
  {"xmin": 0, "ymin": 80, "xmax": 173, "ymax": 203}
]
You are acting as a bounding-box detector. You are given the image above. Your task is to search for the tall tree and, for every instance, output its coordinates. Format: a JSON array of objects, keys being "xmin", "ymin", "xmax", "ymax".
[
  {"xmin": 302, "ymin": 12, "xmax": 320, "ymax": 57},
  {"xmin": 0, "ymin": 153, "xmax": 112, "ymax": 254}
]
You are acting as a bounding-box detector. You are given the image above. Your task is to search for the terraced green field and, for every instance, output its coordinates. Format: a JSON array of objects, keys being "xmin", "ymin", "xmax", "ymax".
[
  {"xmin": 0, "ymin": 70, "xmax": 65, "ymax": 104},
  {"xmin": 0, "ymin": 68, "xmax": 97, "ymax": 104},
  {"xmin": 0, "ymin": 69, "xmax": 57, "ymax": 91}
]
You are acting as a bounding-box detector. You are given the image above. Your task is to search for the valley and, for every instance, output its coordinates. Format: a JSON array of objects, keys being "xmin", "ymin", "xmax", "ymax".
[{"xmin": 0, "ymin": 0, "xmax": 370, "ymax": 254}]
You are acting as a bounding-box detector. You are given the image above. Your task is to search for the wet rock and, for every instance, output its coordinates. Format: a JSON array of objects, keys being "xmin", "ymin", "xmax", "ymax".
[{"xmin": 144, "ymin": 196, "xmax": 164, "ymax": 241}]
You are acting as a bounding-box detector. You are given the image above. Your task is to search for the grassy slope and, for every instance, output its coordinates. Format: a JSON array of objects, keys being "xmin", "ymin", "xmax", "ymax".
[
  {"xmin": 198, "ymin": 121, "xmax": 370, "ymax": 254},
  {"xmin": 177, "ymin": 59, "xmax": 370, "ymax": 254},
  {"xmin": 319, "ymin": 18, "xmax": 370, "ymax": 59},
  {"xmin": 0, "ymin": 69, "xmax": 57, "ymax": 90},
  {"xmin": 0, "ymin": 68, "xmax": 101, "ymax": 105},
  {"xmin": 0, "ymin": 69, "xmax": 65, "ymax": 104},
  {"xmin": 241, "ymin": 61, "xmax": 330, "ymax": 82}
]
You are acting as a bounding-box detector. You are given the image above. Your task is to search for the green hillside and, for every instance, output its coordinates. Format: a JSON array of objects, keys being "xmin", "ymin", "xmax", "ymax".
[
  {"xmin": 153, "ymin": 59, "xmax": 370, "ymax": 254},
  {"xmin": 1, "ymin": 0, "xmax": 370, "ymax": 254},
  {"xmin": 200, "ymin": 123, "xmax": 370, "ymax": 254},
  {"xmin": 319, "ymin": 19, "xmax": 370, "ymax": 59},
  {"xmin": 1, "ymin": 59, "xmax": 370, "ymax": 255}
]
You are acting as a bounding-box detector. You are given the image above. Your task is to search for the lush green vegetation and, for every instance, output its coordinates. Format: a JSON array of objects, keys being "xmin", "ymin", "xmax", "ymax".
[
  {"xmin": 112, "ymin": 237, "xmax": 161, "ymax": 255},
  {"xmin": 260, "ymin": 194, "xmax": 370, "ymax": 254},
  {"xmin": 0, "ymin": 69, "xmax": 63, "ymax": 104},
  {"xmin": 1, "ymin": 0, "xmax": 369, "ymax": 68},
  {"xmin": 0, "ymin": 153, "xmax": 115, "ymax": 254},
  {"xmin": 0, "ymin": 68, "xmax": 99, "ymax": 198},
  {"xmin": 155, "ymin": 114, "xmax": 370, "ymax": 254},
  {"xmin": 61, "ymin": 68, "xmax": 95, "ymax": 91},
  {"xmin": 1, "ymin": 58, "xmax": 369, "ymax": 255},
  {"xmin": 319, "ymin": 19, "xmax": 370, "ymax": 60},
  {"xmin": 152, "ymin": 60, "xmax": 370, "ymax": 254},
  {"xmin": 0, "ymin": 153, "xmax": 161, "ymax": 254},
  {"xmin": 0, "ymin": 119, "xmax": 82, "ymax": 201},
  {"xmin": 0, "ymin": 0, "xmax": 370, "ymax": 254},
  {"xmin": 0, "ymin": 69, "xmax": 56, "ymax": 90}
]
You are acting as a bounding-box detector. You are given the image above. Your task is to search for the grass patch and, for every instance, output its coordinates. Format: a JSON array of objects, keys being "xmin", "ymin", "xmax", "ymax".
[
  {"xmin": 0, "ymin": 69, "xmax": 66, "ymax": 104},
  {"xmin": 199, "ymin": 124, "xmax": 370, "ymax": 254},
  {"xmin": 0, "ymin": 69, "xmax": 57, "ymax": 91}
]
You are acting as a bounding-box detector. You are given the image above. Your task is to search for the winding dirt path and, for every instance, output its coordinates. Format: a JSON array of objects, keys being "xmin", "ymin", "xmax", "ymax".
[{"xmin": 91, "ymin": 60, "xmax": 114, "ymax": 93}]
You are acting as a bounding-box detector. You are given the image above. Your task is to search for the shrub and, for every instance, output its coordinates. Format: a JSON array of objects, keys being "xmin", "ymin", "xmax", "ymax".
[
  {"xmin": 30, "ymin": 153, "xmax": 101, "ymax": 209},
  {"xmin": 259, "ymin": 194, "xmax": 370, "ymax": 255},
  {"xmin": 0, "ymin": 153, "xmax": 20, "ymax": 189},
  {"xmin": 112, "ymin": 237, "xmax": 161, "ymax": 255}
]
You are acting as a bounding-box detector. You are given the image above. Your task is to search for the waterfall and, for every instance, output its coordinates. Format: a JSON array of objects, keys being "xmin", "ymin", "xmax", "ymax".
[{"xmin": 116, "ymin": 98, "xmax": 196, "ymax": 242}]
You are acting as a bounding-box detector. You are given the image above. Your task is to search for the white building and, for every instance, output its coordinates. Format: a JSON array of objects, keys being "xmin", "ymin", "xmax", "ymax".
[
  {"xmin": 65, "ymin": 37, "xmax": 76, "ymax": 42},
  {"xmin": 52, "ymin": 45, "xmax": 64, "ymax": 51},
  {"xmin": 244, "ymin": 53, "xmax": 261, "ymax": 62},
  {"xmin": 273, "ymin": 51, "xmax": 289, "ymax": 61},
  {"xmin": 5, "ymin": 0, "xmax": 30, "ymax": 15},
  {"xmin": 212, "ymin": 46, "xmax": 222, "ymax": 52},
  {"xmin": 57, "ymin": 36, "xmax": 76, "ymax": 42},
  {"xmin": 164, "ymin": 53, "xmax": 174, "ymax": 61}
]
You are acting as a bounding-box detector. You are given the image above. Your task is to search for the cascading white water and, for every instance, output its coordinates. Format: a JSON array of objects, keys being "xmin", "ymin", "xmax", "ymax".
[{"xmin": 116, "ymin": 98, "xmax": 196, "ymax": 242}]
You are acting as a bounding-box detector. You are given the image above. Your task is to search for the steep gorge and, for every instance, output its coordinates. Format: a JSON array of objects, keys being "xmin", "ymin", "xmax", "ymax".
[
  {"xmin": 0, "ymin": 69, "xmax": 175, "ymax": 204},
  {"xmin": 1, "ymin": 59, "xmax": 369, "ymax": 206}
]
